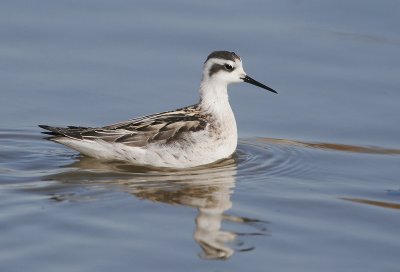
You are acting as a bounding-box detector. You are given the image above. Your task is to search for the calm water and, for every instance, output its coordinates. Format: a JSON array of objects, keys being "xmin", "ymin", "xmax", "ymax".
[{"xmin": 1, "ymin": 1, "xmax": 400, "ymax": 271}]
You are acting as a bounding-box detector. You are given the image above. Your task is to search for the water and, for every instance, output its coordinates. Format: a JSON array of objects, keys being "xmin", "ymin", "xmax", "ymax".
[{"xmin": 1, "ymin": 1, "xmax": 400, "ymax": 271}]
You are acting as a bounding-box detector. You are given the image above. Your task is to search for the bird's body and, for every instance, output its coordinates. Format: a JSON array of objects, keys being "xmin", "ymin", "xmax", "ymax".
[{"xmin": 40, "ymin": 51, "xmax": 276, "ymax": 168}]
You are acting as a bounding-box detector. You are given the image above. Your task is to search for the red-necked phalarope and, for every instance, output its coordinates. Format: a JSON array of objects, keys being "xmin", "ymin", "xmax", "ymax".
[{"xmin": 39, "ymin": 51, "xmax": 277, "ymax": 168}]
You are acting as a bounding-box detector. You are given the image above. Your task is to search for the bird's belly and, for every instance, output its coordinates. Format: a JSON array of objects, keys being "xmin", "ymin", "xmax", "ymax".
[
  {"xmin": 57, "ymin": 120, "xmax": 238, "ymax": 168},
  {"xmin": 143, "ymin": 128, "xmax": 237, "ymax": 168}
]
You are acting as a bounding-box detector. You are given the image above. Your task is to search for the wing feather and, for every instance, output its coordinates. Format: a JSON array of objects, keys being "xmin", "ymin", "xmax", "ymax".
[{"xmin": 40, "ymin": 105, "xmax": 209, "ymax": 147}]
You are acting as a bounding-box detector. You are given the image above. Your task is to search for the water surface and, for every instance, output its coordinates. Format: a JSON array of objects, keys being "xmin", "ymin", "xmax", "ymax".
[{"xmin": 1, "ymin": 1, "xmax": 400, "ymax": 271}]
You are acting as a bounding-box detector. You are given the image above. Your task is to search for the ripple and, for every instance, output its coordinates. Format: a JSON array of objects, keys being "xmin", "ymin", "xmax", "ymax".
[
  {"xmin": 40, "ymin": 137, "xmax": 317, "ymax": 188},
  {"xmin": 2, "ymin": 128, "xmax": 400, "ymax": 262},
  {"xmin": 340, "ymin": 197, "xmax": 400, "ymax": 210},
  {"xmin": 257, "ymin": 138, "xmax": 400, "ymax": 155},
  {"xmin": 3, "ymin": 128, "xmax": 399, "ymax": 187},
  {"xmin": 0, "ymin": 128, "xmax": 74, "ymax": 184},
  {"xmin": 236, "ymin": 138, "xmax": 315, "ymax": 180},
  {"xmin": 235, "ymin": 137, "xmax": 400, "ymax": 183}
]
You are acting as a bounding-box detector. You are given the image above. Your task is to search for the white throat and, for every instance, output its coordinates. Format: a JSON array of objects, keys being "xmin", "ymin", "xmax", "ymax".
[
  {"xmin": 198, "ymin": 79, "xmax": 230, "ymax": 115},
  {"xmin": 197, "ymin": 77, "xmax": 238, "ymax": 160}
]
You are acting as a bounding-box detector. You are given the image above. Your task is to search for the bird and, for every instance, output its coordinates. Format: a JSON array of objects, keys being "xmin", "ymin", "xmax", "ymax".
[{"xmin": 39, "ymin": 51, "xmax": 277, "ymax": 168}]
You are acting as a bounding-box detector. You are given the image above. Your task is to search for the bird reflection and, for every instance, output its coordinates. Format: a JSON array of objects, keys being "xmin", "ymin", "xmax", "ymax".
[{"xmin": 46, "ymin": 156, "xmax": 268, "ymax": 260}]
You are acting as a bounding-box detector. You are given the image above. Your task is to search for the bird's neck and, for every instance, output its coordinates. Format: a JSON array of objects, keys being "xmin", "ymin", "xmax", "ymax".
[
  {"xmin": 198, "ymin": 79, "xmax": 237, "ymax": 146},
  {"xmin": 198, "ymin": 80, "xmax": 231, "ymax": 116}
]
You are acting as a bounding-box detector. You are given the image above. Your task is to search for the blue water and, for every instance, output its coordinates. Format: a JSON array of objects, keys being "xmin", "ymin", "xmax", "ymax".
[{"xmin": 1, "ymin": 1, "xmax": 399, "ymax": 271}]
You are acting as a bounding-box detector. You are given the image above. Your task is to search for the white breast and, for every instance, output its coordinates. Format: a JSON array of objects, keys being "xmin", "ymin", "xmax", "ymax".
[{"xmin": 144, "ymin": 112, "xmax": 237, "ymax": 168}]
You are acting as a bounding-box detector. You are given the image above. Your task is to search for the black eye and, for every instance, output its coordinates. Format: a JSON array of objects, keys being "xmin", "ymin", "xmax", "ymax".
[{"xmin": 224, "ymin": 64, "xmax": 233, "ymax": 70}]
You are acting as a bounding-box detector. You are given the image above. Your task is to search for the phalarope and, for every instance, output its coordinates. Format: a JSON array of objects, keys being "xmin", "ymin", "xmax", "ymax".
[{"xmin": 39, "ymin": 51, "xmax": 277, "ymax": 168}]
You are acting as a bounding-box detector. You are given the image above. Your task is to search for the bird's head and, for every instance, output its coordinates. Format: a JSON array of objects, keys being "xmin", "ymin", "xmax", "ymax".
[{"xmin": 202, "ymin": 51, "xmax": 277, "ymax": 94}]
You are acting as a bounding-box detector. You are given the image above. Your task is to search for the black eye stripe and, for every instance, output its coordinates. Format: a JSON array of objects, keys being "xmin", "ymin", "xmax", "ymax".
[{"xmin": 208, "ymin": 63, "xmax": 235, "ymax": 77}]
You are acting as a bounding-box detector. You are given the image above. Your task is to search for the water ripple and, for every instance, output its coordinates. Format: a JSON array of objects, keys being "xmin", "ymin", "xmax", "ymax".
[
  {"xmin": 236, "ymin": 138, "xmax": 315, "ymax": 180},
  {"xmin": 2, "ymin": 128, "xmax": 399, "ymax": 186},
  {"xmin": 2, "ymin": 129, "xmax": 400, "ymax": 261}
]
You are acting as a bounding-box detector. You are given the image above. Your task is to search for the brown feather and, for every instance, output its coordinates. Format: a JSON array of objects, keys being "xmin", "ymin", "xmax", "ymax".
[{"xmin": 40, "ymin": 105, "xmax": 209, "ymax": 147}]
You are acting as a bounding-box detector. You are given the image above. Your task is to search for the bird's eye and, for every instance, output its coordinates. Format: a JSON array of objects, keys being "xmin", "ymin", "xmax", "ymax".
[{"xmin": 224, "ymin": 64, "xmax": 233, "ymax": 70}]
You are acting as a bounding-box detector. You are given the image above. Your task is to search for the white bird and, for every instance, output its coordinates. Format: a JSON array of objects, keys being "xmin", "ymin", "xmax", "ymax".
[{"xmin": 39, "ymin": 51, "xmax": 277, "ymax": 168}]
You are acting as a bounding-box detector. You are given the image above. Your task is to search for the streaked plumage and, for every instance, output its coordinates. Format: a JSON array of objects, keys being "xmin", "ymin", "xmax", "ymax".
[
  {"xmin": 39, "ymin": 51, "xmax": 276, "ymax": 168},
  {"xmin": 41, "ymin": 105, "xmax": 207, "ymax": 147}
]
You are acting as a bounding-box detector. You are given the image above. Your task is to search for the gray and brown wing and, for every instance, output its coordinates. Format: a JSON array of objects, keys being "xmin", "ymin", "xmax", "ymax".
[{"xmin": 39, "ymin": 106, "xmax": 209, "ymax": 147}]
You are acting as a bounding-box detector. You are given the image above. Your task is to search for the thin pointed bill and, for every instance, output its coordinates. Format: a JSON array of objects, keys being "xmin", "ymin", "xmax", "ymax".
[{"xmin": 242, "ymin": 75, "xmax": 277, "ymax": 94}]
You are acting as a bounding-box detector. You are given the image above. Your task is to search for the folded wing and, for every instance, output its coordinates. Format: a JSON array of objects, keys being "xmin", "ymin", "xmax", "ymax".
[{"xmin": 39, "ymin": 105, "xmax": 209, "ymax": 147}]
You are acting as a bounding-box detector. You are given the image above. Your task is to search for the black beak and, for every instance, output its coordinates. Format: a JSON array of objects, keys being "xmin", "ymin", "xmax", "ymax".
[{"xmin": 242, "ymin": 75, "xmax": 277, "ymax": 94}]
